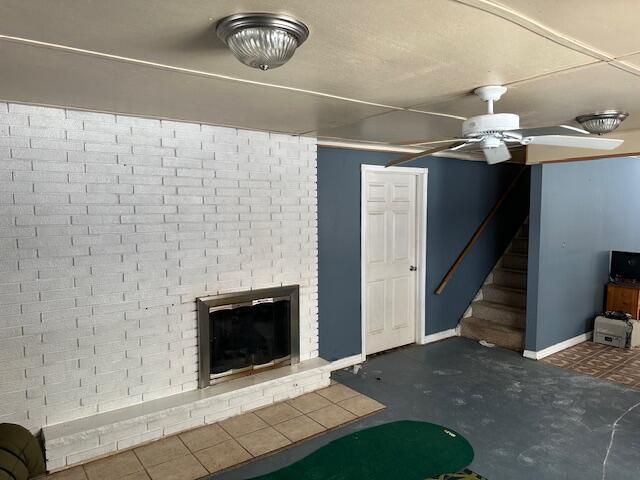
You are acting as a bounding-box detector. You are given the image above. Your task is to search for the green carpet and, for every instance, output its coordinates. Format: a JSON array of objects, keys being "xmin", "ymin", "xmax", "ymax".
[{"xmin": 250, "ymin": 420, "xmax": 474, "ymax": 480}]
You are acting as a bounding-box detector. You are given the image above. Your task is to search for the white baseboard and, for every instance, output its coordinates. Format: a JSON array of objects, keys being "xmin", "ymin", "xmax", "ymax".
[
  {"xmin": 343, "ymin": 328, "xmax": 460, "ymax": 366},
  {"xmin": 523, "ymin": 331, "xmax": 593, "ymax": 360},
  {"xmin": 421, "ymin": 326, "xmax": 460, "ymax": 345},
  {"xmin": 328, "ymin": 354, "xmax": 363, "ymax": 371}
]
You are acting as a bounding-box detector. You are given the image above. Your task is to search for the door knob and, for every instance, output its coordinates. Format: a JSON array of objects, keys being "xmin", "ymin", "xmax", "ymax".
[{"xmin": 409, "ymin": 265, "xmax": 417, "ymax": 271}]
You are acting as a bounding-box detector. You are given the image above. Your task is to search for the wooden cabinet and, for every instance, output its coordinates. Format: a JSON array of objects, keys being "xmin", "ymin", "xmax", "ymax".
[{"xmin": 606, "ymin": 283, "xmax": 640, "ymax": 319}]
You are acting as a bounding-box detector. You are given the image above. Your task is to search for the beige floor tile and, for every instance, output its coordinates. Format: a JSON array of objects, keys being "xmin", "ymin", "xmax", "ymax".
[
  {"xmin": 337, "ymin": 394, "xmax": 385, "ymax": 417},
  {"xmin": 627, "ymin": 357, "xmax": 640, "ymax": 368},
  {"xmin": 235, "ymin": 427, "xmax": 291, "ymax": 457},
  {"xmin": 543, "ymin": 356, "xmax": 574, "ymax": 368},
  {"xmin": 254, "ymin": 402, "xmax": 302, "ymax": 425},
  {"xmin": 47, "ymin": 466, "xmax": 87, "ymax": 480},
  {"xmin": 273, "ymin": 415, "xmax": 326, "ymax": 442},
  {"xmin": 315, "ymin": 383, "xmax": 360, "ymax": 403},
  {"xmin": 121, "ymin": 473, "xmax": 151, "ymax": 480},
  {"xmin": 602, "ymin": 371, "xmax": 640, "ymax": 386},
  {"xmin": 193, "ymin": 439, "xmax": 252, "ymax": 474},
  {"xmin": 219, "ymin": 412, "xmax": 268, "ymax": 438},
  {"xmin": 146, "ymin": 454, "xmax": 207, "ymax": 480},
  {"xmin": 84, "ymin": 451, "xmax": 144, "ymax": 480},
  {"xmin": 307, "ymin": 404, "xmax": 357, "ymax": 429},
  {"xmin": 134, "ymin": 436, "xmax": 190, "ymax": 469},
  {"xmin": 286, "ymin": 392, "xmax": 331, "ymax": 414},
  {"xmin": 179, "ymin": 423, "xmax": 231, "ymax": 452}
]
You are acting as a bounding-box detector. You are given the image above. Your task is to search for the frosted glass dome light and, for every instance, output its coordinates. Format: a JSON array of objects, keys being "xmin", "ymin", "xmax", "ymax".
[
  {"xmin": 216, "ymin": 13, "xmax": 309, "ymax": 71},
  {"xmin": 576, "ymin": 111, "xmax": 628, "ymax": 135}
]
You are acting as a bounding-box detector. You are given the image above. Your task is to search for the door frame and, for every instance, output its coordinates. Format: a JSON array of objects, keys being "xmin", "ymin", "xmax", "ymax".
[{"xmin": 360, "ymin": 164, "xmax": 428, "ymax": 361}]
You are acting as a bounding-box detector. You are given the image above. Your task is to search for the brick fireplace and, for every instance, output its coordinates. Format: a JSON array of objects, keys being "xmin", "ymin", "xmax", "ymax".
[{"xmin": 0, "ymin": 101, "xmax": 343, "ymax": 471}]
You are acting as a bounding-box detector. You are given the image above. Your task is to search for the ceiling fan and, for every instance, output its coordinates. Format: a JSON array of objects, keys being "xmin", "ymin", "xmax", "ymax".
[{"xmin": 387, "ymin": 86, "xmax": 625, "ymax": 168}]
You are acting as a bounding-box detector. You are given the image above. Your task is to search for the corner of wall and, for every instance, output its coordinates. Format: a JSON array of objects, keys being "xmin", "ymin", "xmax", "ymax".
[{"xmin": 524, "ymin": 165, "xmax": 543, "ymax": 352}]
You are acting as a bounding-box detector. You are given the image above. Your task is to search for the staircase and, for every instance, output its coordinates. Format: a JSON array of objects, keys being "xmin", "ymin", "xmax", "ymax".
[{"xmin": 460, "ymin": 222, "xmax": 528, "ymax": 351}]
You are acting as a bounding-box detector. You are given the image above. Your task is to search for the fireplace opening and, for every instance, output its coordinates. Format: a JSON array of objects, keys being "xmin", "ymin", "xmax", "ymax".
[
  {"xmin": 210, "ymin": 299, "xmax": 290, "ymax": 376},
  {"xmin": 197, "ymin": 285, "xmax": 300, "ymax": 388}
]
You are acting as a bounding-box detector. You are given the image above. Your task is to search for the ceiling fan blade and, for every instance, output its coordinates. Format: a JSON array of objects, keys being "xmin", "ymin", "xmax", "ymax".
[
  {"xmin": 386, "ymin": 141, "xmax": 467, "ymax": 167},
  {"xmin": 449, "ymin": 142, "xmax": 483, "ymax": 151},
  {"xmin": 511, "ymin": 124, "xmax": 590, "ymax": 137},
  {"xmin": 526, "ymin": 135, "xmax": 624, "ymax": 150},
  {"xmin": 482, "ymin": 142, "xmax": 511, "ymax": 165},
  {"xmin": 394, "ymin": 138, "xmax": 467, "ymax": 146}
]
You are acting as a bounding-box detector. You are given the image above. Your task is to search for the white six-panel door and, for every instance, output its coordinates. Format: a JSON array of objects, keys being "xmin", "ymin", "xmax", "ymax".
[{"xmin": 364, "ymin": 170, "xmax": 418, "ymax": 355}]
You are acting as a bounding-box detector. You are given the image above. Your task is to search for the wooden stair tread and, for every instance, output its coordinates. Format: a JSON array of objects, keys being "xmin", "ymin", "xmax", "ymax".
[
  {"xmin": 496, "ymin": 266, "xmax": 527, "ymax": 274},
  {"xmin": 503, "ymin": 252, "xmax": 528, "ymax": 258},
  {"xmin": 473, "ymin": 300, "xmax": 525, "ymax": 314},
  {"xmin": 483, "ymin": 284, "xmax": 527, "ymax": 295},
  {"xmin": 460, "ymin": 317, "xmax": 525, "ymax": 351},
  {"xmin": 462, "ymin": 317, "xmax": 524, "ymax": 333}
]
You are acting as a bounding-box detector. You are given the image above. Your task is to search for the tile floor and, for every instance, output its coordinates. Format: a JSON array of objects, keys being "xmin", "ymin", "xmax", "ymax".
[
  {"xmin": 543, "ymin": 340, "xmax": 640, "ymax": 389},
  {"xmin": 46, "ymin": 383, "xmax": 385, "ymax": 480}
]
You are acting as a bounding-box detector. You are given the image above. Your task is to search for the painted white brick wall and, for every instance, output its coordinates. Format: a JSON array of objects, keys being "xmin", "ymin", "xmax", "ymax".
[{"xmin": 0, "ymin": 102, "xmax": 318, "ymax": 432}]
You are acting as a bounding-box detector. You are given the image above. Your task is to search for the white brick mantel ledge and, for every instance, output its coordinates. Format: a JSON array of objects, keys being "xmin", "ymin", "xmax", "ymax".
[{"xmin": 43, "ymin": 358, "xmax": 332, "ymax": 471}]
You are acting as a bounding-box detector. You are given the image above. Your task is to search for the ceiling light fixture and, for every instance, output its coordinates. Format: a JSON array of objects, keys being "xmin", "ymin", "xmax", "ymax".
[
  {"xmin": 216, "ymin": 13, "xmax": 309, "ymax": 71},
  {"xmin": 575, "ymin": 110, "xmax": 628, "ymax": 135}
]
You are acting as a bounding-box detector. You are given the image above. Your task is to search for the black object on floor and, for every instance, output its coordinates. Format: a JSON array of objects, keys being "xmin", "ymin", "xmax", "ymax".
[{"xmin": 0, "ymin": 423, "xmax": 45, "ymax": 480}]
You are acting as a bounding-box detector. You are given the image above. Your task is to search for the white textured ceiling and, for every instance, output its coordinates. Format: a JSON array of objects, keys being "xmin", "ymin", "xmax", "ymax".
[{"xmin": 1, "ymin": 0, "xmax": 639, "ymax": 147}]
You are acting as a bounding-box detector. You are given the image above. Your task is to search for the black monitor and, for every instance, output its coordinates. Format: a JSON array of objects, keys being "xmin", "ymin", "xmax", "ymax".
[{"xmin": 610, "ymin": 251, "xmax": 640, "ymax": 284}]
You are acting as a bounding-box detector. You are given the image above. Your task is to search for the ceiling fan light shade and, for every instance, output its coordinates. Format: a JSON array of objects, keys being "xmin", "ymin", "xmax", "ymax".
[
  {"xmin": 482, "ymin": 142, "xmax": 511, "ymax": 165},
  {"xmin": 216, "ymin": 13, "xmax": 309, "ymax": 70},
  {"xmin": 575, "ymin": 110, "xmax": 628, "ymax": 135}
]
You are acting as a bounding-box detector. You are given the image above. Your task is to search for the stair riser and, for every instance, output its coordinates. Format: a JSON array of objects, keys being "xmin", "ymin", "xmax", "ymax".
[
  {"xmin": 510, "ymin": 238, "xmax": 528, "ymax": 254},
  {"xmin": 520, "ymin": 223, "xmax": 529, "ymax": 236},
  {"xmin": 494, "ymin": 269, "xmax": 527, "ymax": 289},
  {"xmin": 502, "ymin": 254, "xmax": 527, "ymax": 270},
  {"xmin": 482, "ymin": 287, "xmax": 527, "ymax": 309},
  {"xmin": 473, "ymin": 303, "xmax": 525, "ymax": 328},
  {"xmin": 460, "ymin": 319, "xmax": 524, "ymax": 352}
]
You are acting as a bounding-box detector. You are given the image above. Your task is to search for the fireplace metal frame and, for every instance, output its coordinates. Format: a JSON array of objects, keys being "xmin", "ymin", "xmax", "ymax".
[{"xmin": 197, "ymin": 285, "xmax": 300, "ymax": 389}]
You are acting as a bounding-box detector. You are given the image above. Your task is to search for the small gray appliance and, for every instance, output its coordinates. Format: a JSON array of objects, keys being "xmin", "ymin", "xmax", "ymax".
[{"xmin": 593, "ymin": 315, "xmax": 640, "ymax": 349}]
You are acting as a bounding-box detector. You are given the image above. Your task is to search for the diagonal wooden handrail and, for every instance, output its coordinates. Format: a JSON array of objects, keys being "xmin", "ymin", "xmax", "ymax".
[{"xmin": 434, "ymin": 166, "xmax": 527, "ymax": 295}]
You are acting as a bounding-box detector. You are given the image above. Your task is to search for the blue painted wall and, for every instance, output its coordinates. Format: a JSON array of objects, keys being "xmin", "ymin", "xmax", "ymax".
[
  {"xmin": 525, "ymin": 165, "xmax": 543, "ymax": 351},
  {"xmin": 318, "ymin": 147, "xmax": 530, "ymax": 361},
  {"xmin": 525, "ymin": 157, "xmax": 640, "ymax": 351}
]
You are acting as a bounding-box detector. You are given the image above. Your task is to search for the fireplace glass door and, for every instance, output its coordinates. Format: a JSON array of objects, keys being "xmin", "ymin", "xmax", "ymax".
[
  {"xmin": 210, "ymin": 298, "xmax": 291, "ymax": 379},
  {"xmin": 197, "ymin": 285, "xmax": 299, "ymax": 388}
]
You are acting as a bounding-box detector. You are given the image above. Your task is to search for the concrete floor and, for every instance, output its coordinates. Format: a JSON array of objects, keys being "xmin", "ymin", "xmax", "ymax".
[{"xmin": 209, "ymin": 338, "xmax": 640, "ymax": 479}]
